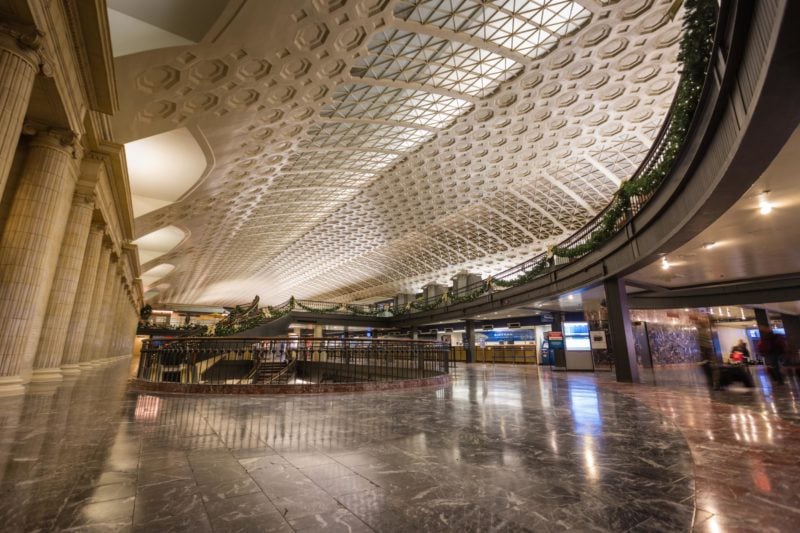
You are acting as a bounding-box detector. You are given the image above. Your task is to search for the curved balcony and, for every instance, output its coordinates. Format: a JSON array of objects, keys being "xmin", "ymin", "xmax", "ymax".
[{"xmin": 215, "ymin": 0, "xmax": 797, "ymax": 333}]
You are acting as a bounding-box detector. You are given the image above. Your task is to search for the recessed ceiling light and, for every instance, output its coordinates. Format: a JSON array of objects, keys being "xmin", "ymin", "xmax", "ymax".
[
  {"xmin": 661, "ymin": 258, "xmax": 671, "ymax": 270},
  {"xmin": 759, "ymin": 191, "xmax": 773, "ymax": 214},
  {"xmin": 702, "ymin": 242, "xmax": 716, "ymax": 250}
]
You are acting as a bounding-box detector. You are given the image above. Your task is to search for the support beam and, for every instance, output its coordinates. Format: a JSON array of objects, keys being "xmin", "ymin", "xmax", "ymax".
[
  {"xmin": 603, "ymin": 277, "xmax": 639, "ymax": 383},
  {"xmin": 463, "ymin": 320, "xmax": 475, "ymax": 363}
]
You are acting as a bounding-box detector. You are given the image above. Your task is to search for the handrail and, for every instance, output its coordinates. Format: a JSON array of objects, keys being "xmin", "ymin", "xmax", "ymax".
[{"xmin": 137, "ymin": 337, "xmax": 450, "ymax": 385}]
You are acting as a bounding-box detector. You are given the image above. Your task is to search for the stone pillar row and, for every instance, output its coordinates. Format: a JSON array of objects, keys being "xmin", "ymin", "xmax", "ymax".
[
  {"xmin": 0, "ymin": 23, "xmax": 140, "ymax": 395},
  {"xmin": 0, "ymin": 141, "xmax": 140, "ymax": 393},
  {"xmin": 0, "ymin": 129, "xmax": 80, "ymax": 394},
  {"xmin": 0, "ymin": 24, "xmax": 42, "ymax": 204}
]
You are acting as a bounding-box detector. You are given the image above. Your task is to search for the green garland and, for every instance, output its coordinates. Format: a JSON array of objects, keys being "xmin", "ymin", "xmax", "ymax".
[
  {"xmin": 345, "ymin": 304, "xmax": 387, "ymax": 316},
  {"xmin": 491, "ymin": 258, "xmax": 551, "ymax": 289},
  {"xmin": 296, "ymin": 300, "xmax": 343, "ymax": 313},
  {"xmin": 446, "ymin": 283, "xmax": 491, "ymax": 305},
  {"xmin": 212, "ymin": 314, "xmax": 266, "ymax": 336},
  {"xmin": 550, "ymin": 0, "xmax": 716, "ymax": 260}
]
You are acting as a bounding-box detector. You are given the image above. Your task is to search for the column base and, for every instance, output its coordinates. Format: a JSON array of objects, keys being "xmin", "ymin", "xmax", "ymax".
[
  {"xmin": 78, "ymin": 361, "xmax": 94, "ymax": 368},
  {"xmin": 29, "ymin": 368, "xmax": 64, "ymax": 383},
  {"xmin": 0, "ymin": 376, "xmax": 26, "ymax": 396},
  {"xmin": 60, "ymin": 364, "xmax": 81, "ymax": 375}
]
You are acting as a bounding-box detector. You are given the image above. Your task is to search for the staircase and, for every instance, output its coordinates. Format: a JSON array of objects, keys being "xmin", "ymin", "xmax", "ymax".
[{"xmin": 253, "ymin": 360, "xmax": 293, "ymax": 384}]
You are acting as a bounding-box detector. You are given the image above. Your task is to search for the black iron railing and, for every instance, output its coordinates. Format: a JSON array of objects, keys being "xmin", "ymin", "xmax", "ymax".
[{"xmin": 137, "ymin": 337, "xmax": 450, "ymax": 385}]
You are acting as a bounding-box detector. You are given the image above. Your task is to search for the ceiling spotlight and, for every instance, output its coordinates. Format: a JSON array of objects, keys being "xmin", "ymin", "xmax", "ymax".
[
  {"xmin": 759, "ymin": 191, "xmax": 773, "ymax": 214},
  {"xmin": 702, "ymin": 242, "xmax": 716, "ymax": 250},
  {"xmin": 660, "ymin": 257, "xmax": 671, "ymax": 270}
]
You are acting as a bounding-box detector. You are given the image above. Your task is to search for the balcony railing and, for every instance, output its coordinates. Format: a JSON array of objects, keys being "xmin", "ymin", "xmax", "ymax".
[
  {"xmin": 212, "ymin": 1, "xmax": 720, "ymax": 325},
  {"xmin": 137, "ymin": 337, "xmax": 450, "ymax": 385}
]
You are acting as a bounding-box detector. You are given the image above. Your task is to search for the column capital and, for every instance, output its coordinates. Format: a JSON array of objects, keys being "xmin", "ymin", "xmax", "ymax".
[
  {"xmin": 0, "ymin": 22, "xmax": 53, "ymax": 77},
  {"xmin": 0, "ymin": 21, "xmax": 43, "ymax": 53},
  {"xmin": 90, "ymin": 220, "xmax": 106, "ymax": 234},
  {"xmin": 22, "ymin": 124, "xmax": 84, "ymax": 160},
  {"xmin": 73, "ymin": 186, "xmax": 96, "ymax": 208}
]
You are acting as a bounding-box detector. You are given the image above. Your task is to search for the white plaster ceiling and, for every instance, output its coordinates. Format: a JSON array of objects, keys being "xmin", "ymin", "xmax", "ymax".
[
  {"xmin": 111, "ymin": 0, "xmax": 685, "ymax": 306},
  {"xmin": 107, "ymin": 8, "xmax": 194, "ymax": 57},
  {"xmin": 142, "ymin": 263, "xmax": 177, "ymax": 289},
  {"xmin": 629, "ymin": 126, "xmax": 800, "ymax": 289},
  {"xmin": 107, "ymin": 0, "xmax": 229, "ymax": 57},
  {"xmin": 132, "ymin": 225, "xmax": 187, "ymax": 264},
  {"xmin": 125, "ymin": 127, "xmax": 210, "ymax": 217}
]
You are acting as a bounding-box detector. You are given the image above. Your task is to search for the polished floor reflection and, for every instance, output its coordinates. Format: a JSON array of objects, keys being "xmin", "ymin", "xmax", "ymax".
[{"xmin": 0, "ymin": 361, "xmax": 797, "ymax": 532}]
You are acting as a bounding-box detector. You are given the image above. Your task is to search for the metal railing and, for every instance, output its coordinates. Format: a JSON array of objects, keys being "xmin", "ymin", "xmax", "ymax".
[
  {"xmin": 137, "ymin": 337, "xmax": 450, "ymax": 385},
  {"xmin": 451, "ymin": 346, "xmax": 537, "ymax": 364}
]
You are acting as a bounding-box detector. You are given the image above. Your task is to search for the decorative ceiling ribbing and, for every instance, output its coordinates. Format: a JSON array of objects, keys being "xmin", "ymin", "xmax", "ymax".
[{"xmin": 114, "ymin": 0, "xmax": 685, "ymax": 305}]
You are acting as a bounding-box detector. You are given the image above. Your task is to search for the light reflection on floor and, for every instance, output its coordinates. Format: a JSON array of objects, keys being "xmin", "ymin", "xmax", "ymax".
[{"xmin": 1, "ymin": 360, "xmax": 799, "ymax": 531}]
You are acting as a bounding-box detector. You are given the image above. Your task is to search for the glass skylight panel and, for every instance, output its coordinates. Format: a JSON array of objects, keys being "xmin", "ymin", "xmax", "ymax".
[
  {"xmin": 588, "ymin": 136, "xmax": 648, "ymax": 180},
  {"xmin": 321, "ymin": 84, "xmax": 472, "ymax": 129},
  {"xmin": 394, "ymin": 0, "xmax": 591, "ymax": 58},
  {"xmin": 352, "ymin": 29, "xmax": 522, "ymax": 97},
  {"xmin": 273, "ymin": 172, "xmax": 376, "ymax": 189},
  {"xmin": 285, "ymin": 150, "xmax": 402, "ymax": 173},
  {"xmin": 303, "ymin": 122, "xmax": 435, "ymax": 152}
]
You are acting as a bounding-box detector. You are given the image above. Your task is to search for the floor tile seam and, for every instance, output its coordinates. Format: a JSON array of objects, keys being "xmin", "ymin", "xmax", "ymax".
[
  {"xmin": 589, "ymin": 378, "xmax": 799, "ymax": 434},
  {"xmin": 592, "ymin": 372, "xmax": 800, "ymax": 431},
  {"xmin": 580, "ymin": 380, "xmax": 704, "ymax": 531},
  {"xmin": 606, "ymin": 390, "xmax": 795, "ymax": 530}
]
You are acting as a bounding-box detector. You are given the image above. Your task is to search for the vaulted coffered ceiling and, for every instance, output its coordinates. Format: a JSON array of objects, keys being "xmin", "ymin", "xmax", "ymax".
[{"xmin": 111, "ymin": 0, "xmax": 684, "ymax": 306}]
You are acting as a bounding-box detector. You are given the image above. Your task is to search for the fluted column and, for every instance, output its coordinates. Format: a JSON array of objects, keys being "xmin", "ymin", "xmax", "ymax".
[
  {"xmin": 78, "ymin": 243, "xmax": 112, "ymax": 366},
  {"xmin": 0, "ymin": 25, "xmax": 41, "ymax": 202},
  {"xmin": 87, "ymin": 255, "xmax": 117, "ymax": 364},
  {"xmin": 97, "ymin": 274, "xmax": 123, "ymax": 362},
  {"xmin": 109, "ymin": 285, "xmax": 123, "ymax": 359},
  {"xmin": 30, "ymin": 188, "xmax": 95, "ymax": 381},
  {"xmin": 60, "ymin": 223, "xmax": 103, "ymax": 374},
  {"xmin": 0, "ymin": 130, "xmax": 80, "ymax": 394},
  {"xmin": 124, "ymin": 307, "xmax": 138, "ymax": 356}
]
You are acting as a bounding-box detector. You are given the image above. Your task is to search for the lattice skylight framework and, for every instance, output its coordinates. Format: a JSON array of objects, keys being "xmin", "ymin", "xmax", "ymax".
[
  {"xmin": 284, "ymin": 150, "xmax": 402, "ymax": 173},
  {"xmin": 271, "ymin": 172, "xmax": 376, "ymax": 189},
  {"xmin": 302, "ymin": 122, "xmax": 436, "ymax": 152},
  {"xmin": 589, "ymin": 135, "xmax": 649, "ymax": 180},
  {"xmin": 321, "ymin": 84, "xmax": 473, "ymax": 128},
  {"xmin": 394, "ymin": 0, "xmax": 591, "ymax": 59},
  {"xmin": 352, "ymin": 29, "xmax": 523, "ymax": 97}
]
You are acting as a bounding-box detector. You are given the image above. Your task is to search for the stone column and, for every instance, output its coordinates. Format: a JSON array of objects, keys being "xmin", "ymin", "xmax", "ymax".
[
  {"xmin": 463, "ymin": 320, "xmax": 476, "ymax": 363},
  {"xmin": 123, "ymin": 307, "xmax": 138, "ymax": 356},
  {"xmin": 30, "ymin": 188, "xmax": 95, "ymax": 381},
  {"xmin": 98, "ymin": 274, "xmax": 124, "ymax": 362},
  {"xmin": 603, "ymin": 277, "xmax": 639, "ymax": 383},
  {"xmin": 78, "ymin": 243, "xmax": 112, "ymax": 366},
  {"xmin": 110, "ymin": 285, "xmax": 124, "ymax": 358},
  {"xmin": 85, "ymin": 255, "xmax": 118, "ymax": 364},
  {"xmin": 754, "ymin": 308, "xmax": 771, "ymax": 330},
  {"xmin": 60, "ymin": 223, "xmax": 104, "ymax": 374},
  {"xmin": 0, "ymin": 129, "xmax": 80, "ymax": 394},
  {"xmin": 0, "ymin": 25, "xmax": 41, "ymax": 202},
  {"xmin": 551, "ymin": 312, "xmax": 566, "ymax": 370},
  {"xmin": 780, "ymin": 314, "xmax": 800, "ymax": 361}
]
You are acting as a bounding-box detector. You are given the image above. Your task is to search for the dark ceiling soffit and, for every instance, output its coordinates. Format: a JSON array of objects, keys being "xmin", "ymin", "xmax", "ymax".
[{"xmin": 628, "ymin": 273, "xmax": 800, "ymax": 309}]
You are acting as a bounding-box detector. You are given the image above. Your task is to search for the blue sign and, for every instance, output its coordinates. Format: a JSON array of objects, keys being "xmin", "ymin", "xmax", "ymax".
[{"xmin": 476, "ymin": 329, "xmax": 534, "ymax": 342}]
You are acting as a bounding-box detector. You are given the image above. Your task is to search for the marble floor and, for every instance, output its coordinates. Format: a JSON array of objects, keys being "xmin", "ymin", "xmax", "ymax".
[{"xmin": 0, "ymin": 361, "xmax": 798, "ymax": 532}]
